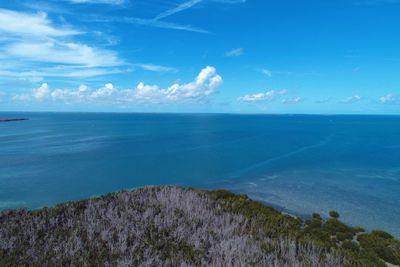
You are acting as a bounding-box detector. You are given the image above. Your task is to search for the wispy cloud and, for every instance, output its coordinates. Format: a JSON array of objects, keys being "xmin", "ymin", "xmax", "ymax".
[
  {"xmin": 256, "ymin": 67, "xmax": 319, "ymax": 78},
  {"xmin": 134, "ymin": 64, "xmax": 178, "ymax": 73},
  {"xmin": 379, "ymin": 93, "xmax": 398, "ymax": 104},
  {"xmin": 155, "ymin": 0, "xmax": 246, "ymax": 20},
  {"xmin": 66, "ymin": 0, "xmax": 127, "ymax": 5},
  {"xmin": 260, "ymin": 68, "xmax": 272, "ymax": 77},
  {"xmin": 0, "ymin": 7, "xmax": 185, "ymax": 85},
  {"xmin": 340, "ymin": 95, "xmax": 363, "ymax": 104},
  {"xmin": 0, "ymin": 8, "xmax": 80, "ymax": 37},
  {"xmin": 239, "ymin": 89, "xmax": 287, "ymax": 102},
  {"xmin": 6, "ymin": 41, "xmax": 121, "ymax": 67},
  {"xmin": 225, "ymin": 48, "xmax": 243, "ymax": 57},
  {"xmin": 115, "ymin": 16, "xmax": 209, "ymax": 33},
  {"xmin": 0, "ymin": 67, "xmax": 125, "ymax": 79},
  {"xmin": 93, "ymin": 0, "xmax": 246, "ymax": 33},
  {"xmin": 0, "ymin": 8, "xmax": 124, "ymax": 81},
  {"xmin": 154, "ymin": 0, "xmax": 203, "ymax": 21},
  {"xmin": 282, "ymin": 97, "xmax": 303, "ymax": 104},
  {"xmin": 11, "ymin": 66, "xmax": 223, "ymax": 104}
]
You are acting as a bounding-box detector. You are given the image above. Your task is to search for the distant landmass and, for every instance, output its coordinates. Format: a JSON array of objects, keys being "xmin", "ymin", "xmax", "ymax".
[
  {"xmin": 1, "ymin": 186, "xmax": 399, "ymax": 266},
  {"xmin": 0, "ymin": 118, "xmax": 28, "ymax": 122}
]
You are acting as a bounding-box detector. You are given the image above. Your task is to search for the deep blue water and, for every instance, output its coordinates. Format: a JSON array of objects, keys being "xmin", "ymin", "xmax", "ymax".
[{"xmin": 1, "ymin": 113, "xmax": 399, "ymax": 237}]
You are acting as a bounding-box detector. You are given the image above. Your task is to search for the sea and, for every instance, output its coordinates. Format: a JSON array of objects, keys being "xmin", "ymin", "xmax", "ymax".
[{"xmin": 1, "ymin": 113, "xmax": 399, "ymax": 237}]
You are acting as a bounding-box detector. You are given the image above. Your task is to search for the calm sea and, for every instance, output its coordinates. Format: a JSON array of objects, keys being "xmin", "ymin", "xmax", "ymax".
[{"xmin": 1, "ymin": 113, "xmax": 399, "ymax": 237}]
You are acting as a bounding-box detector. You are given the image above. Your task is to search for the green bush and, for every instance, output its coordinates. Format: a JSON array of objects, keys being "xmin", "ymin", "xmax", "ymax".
[
  {"xmin": 329, "ymin": 210, "xmax": 340, "ymax": 219},
  {"xmin": 341, "ymin": 240, "xmax": 359, "ymax": 252},
  {"xmin": 358, "ymin": 232, "xmax": 400, "ymax": 265},
  {"xmin": 371, "ymin": 230, "xmax": 394, "ymax": 240},
  {"xmin": 336, "ymin": 231, "xmax": 353, "ymax": 242}
]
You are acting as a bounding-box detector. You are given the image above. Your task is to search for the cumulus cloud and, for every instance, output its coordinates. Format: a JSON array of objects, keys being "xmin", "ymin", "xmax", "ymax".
[
  {"xmin": 12, "ymin": 66, "xmax": 223, "ymax": 105},
  {"xmin": 340, "ymin": 95, "xmax": 362, "ymax": 104},
  {"xmin": 379, "ymin": 93, "xmax": 398, "ymax": 104},
  {"xmin": 33, "ymin": 83, "xmax": 51, "ymax": 101},
  {"xmin": 239, "ymin": 89, "xmax": 286, "ymax": 102},
  {"xmin": 130, "ymin": 66, "xmax": 222, "ymax": 103},
  {"xmin": 225, "ymin": 48, "xmax": 244, "ymax": 57}
]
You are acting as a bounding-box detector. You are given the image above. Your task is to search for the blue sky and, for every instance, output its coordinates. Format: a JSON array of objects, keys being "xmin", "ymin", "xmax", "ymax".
[{"xmin": 0, "ymin": 0, "xmax": 399, "ymax": 114}]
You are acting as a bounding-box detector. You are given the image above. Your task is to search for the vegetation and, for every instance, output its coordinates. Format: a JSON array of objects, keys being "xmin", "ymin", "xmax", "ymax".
[{"xmin": 0, "ymin": 186, "xmax": 399, "ymax": 266}]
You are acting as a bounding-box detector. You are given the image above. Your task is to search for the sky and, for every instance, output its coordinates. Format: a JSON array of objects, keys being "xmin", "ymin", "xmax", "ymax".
[{"xmin": 0, "ymin": 0, "xmax": 399, "ymax": 114}]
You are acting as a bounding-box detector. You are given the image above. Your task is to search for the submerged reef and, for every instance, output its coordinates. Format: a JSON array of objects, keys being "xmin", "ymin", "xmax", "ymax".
[{"xmin": 1, "ymin": 186, "xmax": 399, "ymax": 266}]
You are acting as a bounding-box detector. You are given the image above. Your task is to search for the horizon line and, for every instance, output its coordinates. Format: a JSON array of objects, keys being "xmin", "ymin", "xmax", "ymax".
[{"xmin": 1, "ymin": 110, "xmax": 400, "ymax": 116}]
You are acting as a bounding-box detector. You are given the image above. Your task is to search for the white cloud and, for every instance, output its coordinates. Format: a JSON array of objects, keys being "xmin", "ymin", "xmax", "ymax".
[
  {"xmin": 0, "ymin": 9, "xmax": 80, "ymax": 37},
  {"xmin": 12, "ymin": 94, "xmax": 31, "ymax": 102},
  {"xmin": 239, "ymin": 89, "xmax": 286, "ymax": 102},
  {"xmin": 282, "ymin": 97, "xmax": 303, "ymax": 104},
  {"xmin": 102, "ymin": 0, "xmax": 246, "ymax": 33},
  {"xmin": 49, "ymin": 84, "xmax": 90, "ymax": 102},
  {"xmin": 155, "ymin": 0, "xmax": 246, "ymax": 20},
  {"xmin": 33, "ymin": 83, "xmax": 51, "ymax": 101},
  {"xmin": 90, "ymin": 83, "xmax": 116, "ymax": 99},
  {"xmin": 154, "ymin": 0, "xmax": 203, "ymax": 21},
  {"xmin": 107, "ymin": 16, "xmax": 209, "ymax": 34},
  {"xmin": 0, "ymin": 9, "xmax": 181, "ymax": 82},
  {"xmin": 340, "ymin": 95, "xmax": 362, "ymax": 104},
  {"xmin": 379, "ymin": 93, "xmax": 398, "ymax": 104},
  {"xmin": 12, "ymin": 66, "xmax": 223, "ymax": 104},
  {"xmin": 0, "ymin": 8, "xmax": 123, "ymax": 80},
  {"xmin": 6, "ymin": 41, "xmax": 121, "ymax": 67},
  {"xmin": 67, "ymin": 0, "xmax": 126, "ymax": 4},
  {"xmin": 134, "ymin": 66, "xmax": 222, "ymax": 103},
  {"xmin": 0, "ymin": 67, "xmax": 123, "ymax": 79},
  {"xmin": 225, "ymin": 48, "xmax": 244, "ymax": 57},
  {"xmin": 260, "ymin": 69, "xmax": 272, "ymax": 77},
  {"xmin": 278, "ymin": 90, "xmax": 287, "ymax": 95},
  {"xmin": 135, "ymin": 64, "xmax": 178, "ymax": 73}
]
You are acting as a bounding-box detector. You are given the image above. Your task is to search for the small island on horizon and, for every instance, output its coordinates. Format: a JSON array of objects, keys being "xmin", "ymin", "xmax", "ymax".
[
  {"xmin": 0, "ymin": 118, "xmax": 28, "ymax": 122},
  {"xmin": 1, "ymin": 186, "xmax": 399, "ymax": 267}
]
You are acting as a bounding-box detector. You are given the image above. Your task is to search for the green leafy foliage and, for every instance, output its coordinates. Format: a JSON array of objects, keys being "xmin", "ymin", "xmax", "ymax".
[
  {"xmin": 357, "ymin": 231, "xmax": 400, "ymax": 265},
  {"xmin": 329, "ymin": 210, "xmax": 340, "ymax": 219}
]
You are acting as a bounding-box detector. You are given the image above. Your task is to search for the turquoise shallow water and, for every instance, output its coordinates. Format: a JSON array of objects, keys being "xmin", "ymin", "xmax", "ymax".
[{"xmin": 1, "ymin": 113, "xmax": 399, "ymax": 237}]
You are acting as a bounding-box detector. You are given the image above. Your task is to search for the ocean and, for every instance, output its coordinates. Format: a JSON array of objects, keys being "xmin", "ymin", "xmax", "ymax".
[{"xmin": 1, "ymin": 113, "xmax": 399, "ymax": 237}]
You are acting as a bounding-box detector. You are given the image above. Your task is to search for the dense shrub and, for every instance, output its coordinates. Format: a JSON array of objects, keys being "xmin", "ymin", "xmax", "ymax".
[
  {"xmin": 329, "ymin": 210, "xmax": 340, "ymax": 219},
  {"xmin": 0, "ymin": 186, "xmax": 398, "ymax": 266},
  {"xmin": 358, "ymin": 231, "xmax": 400, "ymax": 265}
]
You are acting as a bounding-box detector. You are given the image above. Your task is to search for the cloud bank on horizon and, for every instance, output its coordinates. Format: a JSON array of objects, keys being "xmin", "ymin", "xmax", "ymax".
[
  {"xmin": 0, "ymin": 0, "xmax": 399, "ymax": 113},
  {"xmin": 12, "ymin": 66, "xmax": 223, "ymax": 105}
]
